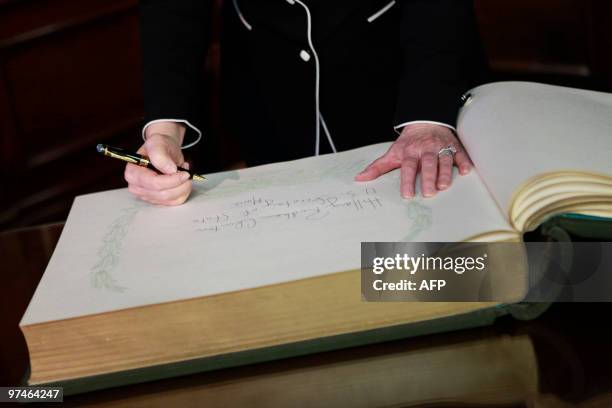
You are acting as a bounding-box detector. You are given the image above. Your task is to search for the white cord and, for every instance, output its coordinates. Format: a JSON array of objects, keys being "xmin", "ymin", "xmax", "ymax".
[{"xmin": 292, "ymin": 0, "xmax": 321, "ymax": 156}]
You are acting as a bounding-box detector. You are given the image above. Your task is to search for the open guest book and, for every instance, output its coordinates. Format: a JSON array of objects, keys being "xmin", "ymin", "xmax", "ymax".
[{"xmin": 21, "ymin": 82, "xmax": 612, "ymax": 393}]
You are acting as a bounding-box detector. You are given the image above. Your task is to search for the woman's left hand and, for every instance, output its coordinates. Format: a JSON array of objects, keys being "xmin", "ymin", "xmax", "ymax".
[{"xmin": 355, "ymin": 123, "xmax": 472, "ymax": 198}]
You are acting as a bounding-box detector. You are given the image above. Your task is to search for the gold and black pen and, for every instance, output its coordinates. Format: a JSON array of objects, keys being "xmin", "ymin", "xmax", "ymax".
[{"xmin": 96, "ymin": 144, "xmax": 206, "ymax": 181}]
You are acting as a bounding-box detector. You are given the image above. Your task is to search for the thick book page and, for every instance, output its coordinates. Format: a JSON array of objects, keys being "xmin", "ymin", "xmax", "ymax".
[
  {"xmin": 21, "ymin": 143, "xmax": 510, "ymax": 325},
  {"xmin": 457, "ymin": 82, "xmax": 612, "ymax": 216},
  {"xmin": 79, "ymin": 335, "xmax": 537, "ymax": 407}
]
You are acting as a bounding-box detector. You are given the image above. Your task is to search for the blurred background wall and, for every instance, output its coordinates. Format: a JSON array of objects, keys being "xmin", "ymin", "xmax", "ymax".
[{"xmin": 1, "ymin": 0, "xmax": 611, "ymax": 231}]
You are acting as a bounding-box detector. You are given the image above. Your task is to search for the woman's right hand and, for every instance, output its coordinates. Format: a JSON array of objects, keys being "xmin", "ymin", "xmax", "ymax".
[{"xmin": 124, "ymin": 122, "xmax": 193, "ymax": 206}]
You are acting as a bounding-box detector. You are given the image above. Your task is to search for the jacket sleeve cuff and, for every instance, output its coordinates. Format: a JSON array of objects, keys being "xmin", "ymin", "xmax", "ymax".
[
  {"xmin": 393, "ymin": 120, "xmax": 456, "ymax": 135},
  {"xmin": 142, "ymin": 119, "xmax": 202, "ymax": 149}
]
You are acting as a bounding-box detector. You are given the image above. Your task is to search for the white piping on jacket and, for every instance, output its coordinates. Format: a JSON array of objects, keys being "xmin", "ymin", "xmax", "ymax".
[
  {"xmin": 367, "ymin": 1, "xmax": 396, "ymax": 23},
  {"xmin": 232, "ymin": 0, "xmax": 252, "ymax": 31},
  {"xmin": 319, "ymin": 112, "xmax": 337, "ymax": 153},
  {"xmin": 290, "ymin": 0, "xmax": 339, "ymax": 155},
  {"xmin": 393, "ymin": 120, "xmax": 457, "ymax": 134},
  {"xmin": 290, "ymin": 0, "xmax": 324, "ymax": 155},
  {"xmin": 142, "ymin": 119, "xmax": 203, "ymax": 149}
]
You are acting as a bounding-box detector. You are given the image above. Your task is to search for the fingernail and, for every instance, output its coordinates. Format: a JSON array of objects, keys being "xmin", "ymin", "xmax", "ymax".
[
  {"xmin": 180, "ymin": 172, "xmax": 190, "ymax": 181},
  {"xmin": 423, "ymin": 190, "xmax": 436, "ymax": 198},
  {"xmin": 402, "ymin": 189, "xmax": 414, "ymax": 198}
]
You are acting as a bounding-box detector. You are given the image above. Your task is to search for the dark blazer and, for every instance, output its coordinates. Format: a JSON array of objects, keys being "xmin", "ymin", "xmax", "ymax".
[{"xmin": 140, "ymin": 0, "xmax": 488, "ymax": 166}]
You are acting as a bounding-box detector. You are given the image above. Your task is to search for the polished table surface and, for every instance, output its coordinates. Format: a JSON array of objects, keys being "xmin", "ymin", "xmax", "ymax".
[{"xmin": 1, "ymin": 223, "xmax": 612, "ymax": 407}]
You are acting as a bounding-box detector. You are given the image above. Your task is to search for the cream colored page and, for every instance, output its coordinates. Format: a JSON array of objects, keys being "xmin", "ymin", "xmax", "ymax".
[
  {"xmin": 21, "ymin": 143, "xmax": 510, "ymax": 325},
  {"xmin": 458, "ymin": 81, "xmax": 612, "ymax": 216}
]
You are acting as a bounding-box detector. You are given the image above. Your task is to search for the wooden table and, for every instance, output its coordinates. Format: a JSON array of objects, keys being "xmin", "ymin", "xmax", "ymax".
[{"xmin": 1, "ymin": 223, "xmax": 612, "ymax": 407}]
